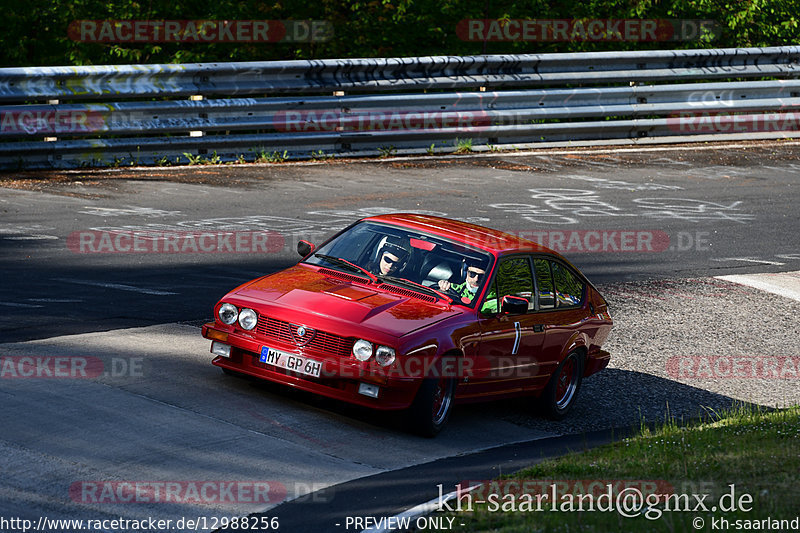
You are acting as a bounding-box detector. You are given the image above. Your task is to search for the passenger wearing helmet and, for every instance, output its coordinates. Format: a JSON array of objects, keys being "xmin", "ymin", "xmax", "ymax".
[{"xmin": 367, "ymin": 236, "xmax": 411, "ymax": 276}]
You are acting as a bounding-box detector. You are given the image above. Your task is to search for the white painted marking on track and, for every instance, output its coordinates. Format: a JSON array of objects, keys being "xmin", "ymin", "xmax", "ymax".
[
  {"xmin": 79, "ymin": 206, "xmax": 182, "ymax": 218},
  {"xmin": 181, "ymin": 272, "xmax": 263, "ymax": 283},
  {"xmin": 27, "ymin": 298, "xmax": 84, "ymax": 303},
  {"xmin": 712, "ymin": 257, "xmax": 786, "ymax": 266},
  {"xmin": 2, "ymin": 235, "xmax": 59, "ymax": 240},
  {"xmin": 51, "ymin": 278, "xmax": 178, "ymax": 296},
  {"xmin": 0, "ymin": 302, "xmax": 44, "ymax": 308},
  {"xmin": 716, "ymin": 271, "xmax": 800, "ymax": 303},
  {"xmin": 359, "ymin": 485, "xmax": 481, "ymax": 533}
]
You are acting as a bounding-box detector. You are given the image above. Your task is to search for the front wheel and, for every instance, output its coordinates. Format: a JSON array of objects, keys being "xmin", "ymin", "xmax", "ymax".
[
  {"xmin": 538, "ymin": 351, "xmax": 584, "ymax": 420},
  {"xmin": 406, "ymin": 369, "xmax": 456, "ymax": 437}
]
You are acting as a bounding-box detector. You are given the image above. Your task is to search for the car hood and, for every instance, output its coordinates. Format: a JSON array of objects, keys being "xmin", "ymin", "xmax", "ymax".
[{"xmin": 230, "ymin": 264, "xmax": 462, "ymax": 337}]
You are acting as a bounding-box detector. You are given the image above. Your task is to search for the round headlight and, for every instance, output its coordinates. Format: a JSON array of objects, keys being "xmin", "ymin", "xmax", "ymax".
[
  {"xmin": 375, "ymin": 346, "xmax": 396, "ymax": 367},
  {"xmin": 218, "ymin": 303, "xmax": 238, "ymax": 325},
  {"xmin": 238, "ymin": 308, "xmax": 258, "ymax": 330},
  {"xmin": 352, "ymin": 339, "xmax": 373, "ymax": 361}
]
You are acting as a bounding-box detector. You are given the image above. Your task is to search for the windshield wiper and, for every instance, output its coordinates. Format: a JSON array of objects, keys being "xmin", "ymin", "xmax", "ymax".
[
  {"xmin": 313, "ymin": 254, "xmax": 378, "ymax": 283},
  {"xmin": 377, "ymin": 275, "xmax": 453, "ymax": 304}
]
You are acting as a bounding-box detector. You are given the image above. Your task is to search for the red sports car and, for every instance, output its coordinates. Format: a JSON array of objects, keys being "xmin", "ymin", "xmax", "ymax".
[{"xmin": 202, "ymin": 214, "xmax": 612, "ymax": 436}]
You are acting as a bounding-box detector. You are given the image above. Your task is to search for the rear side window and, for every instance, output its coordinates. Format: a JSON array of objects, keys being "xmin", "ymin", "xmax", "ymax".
[
  {"xmin": 552, "ymin": 262, "xmax": 585, "ymax": 308},
  {"xmin": 533, "ymin": 259, "xmax": 555, "ymax": 310}
]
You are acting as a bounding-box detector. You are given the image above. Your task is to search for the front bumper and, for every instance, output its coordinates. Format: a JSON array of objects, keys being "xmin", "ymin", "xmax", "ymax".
[{"xmin": 202, "ymin": 323, "xmax": 421, "ymax": 410}]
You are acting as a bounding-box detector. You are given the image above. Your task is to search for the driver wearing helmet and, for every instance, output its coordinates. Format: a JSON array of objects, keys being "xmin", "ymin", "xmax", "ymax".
[
  {"xmin": 438, "ymin": 260, "xmax": 488, "ymax": 305},
  {"xmin": 368, "ymin": 236, "xmax": 411, "ymax": 276}
]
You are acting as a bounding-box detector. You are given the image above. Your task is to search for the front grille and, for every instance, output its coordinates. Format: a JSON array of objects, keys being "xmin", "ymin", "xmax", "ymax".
[{"xmin": 255, "ymin": 316, "xmax": 353, "ymax": 359}]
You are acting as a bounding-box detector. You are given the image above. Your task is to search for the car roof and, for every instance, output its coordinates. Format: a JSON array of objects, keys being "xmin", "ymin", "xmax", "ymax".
[{"xmin": 363, "ymin": 213, "xmax": 557, "ymax": 255}]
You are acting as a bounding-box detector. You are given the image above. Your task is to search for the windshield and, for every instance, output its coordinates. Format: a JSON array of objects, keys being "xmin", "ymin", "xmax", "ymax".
[{"xmin": 303, "ymin": 221, "xmax": 494, "ymax": 308}]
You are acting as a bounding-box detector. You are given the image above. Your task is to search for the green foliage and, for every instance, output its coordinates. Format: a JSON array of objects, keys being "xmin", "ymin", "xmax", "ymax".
[
  {"xmin": 183, "ymin": 152, "xmax": 203, "ymax": 165},
  {"xmin": 182, "ymin": 151, "xmax": 220, "ymax": 164},
  {"xmin": 254, "ymin": 149, "xmax": 288, "ymax": 163},
  {"xmin": 378, "ymin": 145, "xmax": 396, "ymax": 158},
  {"xmin": 453, "ymin": 404, "xmax": 800, "ymax": 532},
  {"xmin": 454, "ymin": 137, "xmax": 473, "ymax": 154},
  {"xmin": 4, "ymin": 0, "xmax": 800, "ymax": 68},
  {"xmin": 154, "ymin": 155, "xmax": 179, "ymax": 166},
  {"xmin": 310, "ymin": 149, "xmax": 333, "ymax": 161}
]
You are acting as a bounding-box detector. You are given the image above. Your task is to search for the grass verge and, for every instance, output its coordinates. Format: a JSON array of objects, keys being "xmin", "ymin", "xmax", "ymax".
[{"xmin": 445, "ymin": 404, "xmax": 800, "ymax": 532}]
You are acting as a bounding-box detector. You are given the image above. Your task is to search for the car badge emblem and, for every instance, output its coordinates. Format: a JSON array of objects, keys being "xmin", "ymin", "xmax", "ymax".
[{"xmin": 291, "ymin": 324, "xmax": 315, "ymax": 346}]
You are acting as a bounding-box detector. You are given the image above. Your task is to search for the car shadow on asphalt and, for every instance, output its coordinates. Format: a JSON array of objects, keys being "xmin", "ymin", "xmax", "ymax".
[{"xmin": 233, "ymin": 367, "xmax": 750, "ymax": 438}]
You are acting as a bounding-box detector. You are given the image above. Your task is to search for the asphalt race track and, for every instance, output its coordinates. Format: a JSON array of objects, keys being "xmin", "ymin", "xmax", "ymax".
[{"xmin": 1, "ymin": 141, "xmax": 799, "ymax": 532}]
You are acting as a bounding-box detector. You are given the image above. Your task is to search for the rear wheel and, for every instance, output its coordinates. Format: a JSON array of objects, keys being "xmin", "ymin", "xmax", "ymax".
[
  {"xmin": 407, "ymin": 362, "xmax": 456, "ymax": 437},
  {"xmin": 539, "ymin": 351, "xmax": 584, "ymax": 420}
]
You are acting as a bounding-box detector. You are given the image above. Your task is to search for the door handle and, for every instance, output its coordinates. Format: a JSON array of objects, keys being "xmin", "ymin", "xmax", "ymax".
[{"xmin": 533, "ymin": 324, "xmax": 544, "ymax": 332}]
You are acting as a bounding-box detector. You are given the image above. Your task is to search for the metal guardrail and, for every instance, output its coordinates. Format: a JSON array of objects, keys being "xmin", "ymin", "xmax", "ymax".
[{"xmin": 2, "ymin": 46, "xmax": 800, "ymax": 169}]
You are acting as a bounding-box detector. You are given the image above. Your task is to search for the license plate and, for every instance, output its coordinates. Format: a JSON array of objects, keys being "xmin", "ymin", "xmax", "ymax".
[{"xmin": 259, "ymin": 346, "xmax": 322, "ymax": 378}]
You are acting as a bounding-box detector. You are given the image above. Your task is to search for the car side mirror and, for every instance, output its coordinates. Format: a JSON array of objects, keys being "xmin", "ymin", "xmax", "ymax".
[
  {"xmin": 501, "ymin": 295, "xmax": 528, "ymax": 315},
  {"xmin": 297, "ymin": 240, "xmax": 315, "ymax": 257}
]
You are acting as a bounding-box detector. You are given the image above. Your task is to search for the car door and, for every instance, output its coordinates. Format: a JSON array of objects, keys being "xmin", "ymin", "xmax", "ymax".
[
  {"xmin": 530, "ymin": 257, "xmax": 590, "ymax": 387},
  {"xmin": 461, "ymin": 255, "xmax": 548, "ymax": 399}
]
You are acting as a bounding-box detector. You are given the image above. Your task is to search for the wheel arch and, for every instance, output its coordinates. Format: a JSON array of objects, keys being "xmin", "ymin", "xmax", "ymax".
[{"xmin": 561, "ymin": 332, "xmax": 589, "ymax": 368}]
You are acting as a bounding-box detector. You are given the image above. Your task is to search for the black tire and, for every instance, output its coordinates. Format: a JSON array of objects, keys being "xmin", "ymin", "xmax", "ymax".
[
  {"xmin": 538, "ymin": 351, "xmax": 584, "ymax": 420},
  {"xmin": 406, "ymin": 363, "xmax": 456, "ymax": 437}
]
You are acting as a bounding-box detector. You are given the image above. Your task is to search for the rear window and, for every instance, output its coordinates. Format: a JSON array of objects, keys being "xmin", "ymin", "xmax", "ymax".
[{"xmin": 552, "ymin": 262, "xmax": 585, "ymax": 308}]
